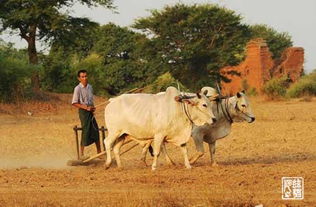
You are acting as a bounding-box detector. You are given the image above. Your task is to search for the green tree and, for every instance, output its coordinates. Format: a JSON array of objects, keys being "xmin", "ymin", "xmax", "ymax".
[
  {"xmin": 43, "ymin": 23, "xmax": 159, "ymax": 95},
  {"xmin": 250, "ymin": 24, "xmax": 293, "ymax": 59},
  {"xmin": 133, "ymin": 4, "xmax": 251, "ymax": 90},
  {"xmin": 0, "ymin": 43, "xmax": 34, "ymax": 102},
  {"xmin": 0, "ymin": 0, "xmax": 114, "ymax": 90},
  {"xmin": 40, "ymin": 46, "xmax": 76, "ymax": 93},
  {"xmin": 90, "ymin": 23, "xmax": 161, "ymax": 95}
]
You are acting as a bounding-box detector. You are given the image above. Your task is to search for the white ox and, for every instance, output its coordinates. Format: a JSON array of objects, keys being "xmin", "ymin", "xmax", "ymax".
[
  {"xmin": 189, "ymin": 87, "xmax": 255, "ymax": 165},
  {"xmin": 104, "ymin": 86, "xmax": 217, "ymax": 170}
]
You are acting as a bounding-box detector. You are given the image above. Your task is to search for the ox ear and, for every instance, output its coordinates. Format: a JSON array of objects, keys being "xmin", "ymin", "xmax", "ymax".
[
  {"xmin": 237, "ymin": 92, "xmax": 241, "ymax": 98},
  {"xmin": 196, "ymin": 92, "xmax": 201, "ymax": 99},
  {"xmin": 174, "ymin": 96, "xmax": 182, "ymax": 102},
  {"xmin": 203, "ymin": 90, "xmax": 208, "ymax": 96}
]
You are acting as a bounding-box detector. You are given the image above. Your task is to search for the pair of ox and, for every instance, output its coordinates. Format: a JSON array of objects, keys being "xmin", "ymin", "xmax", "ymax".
[{"xmin": 104, "ymin": 86, "xmax": 255, "ymax": 170}]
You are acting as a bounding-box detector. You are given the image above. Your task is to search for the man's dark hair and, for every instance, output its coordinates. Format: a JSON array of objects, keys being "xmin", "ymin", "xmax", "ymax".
[{"xmin": 77, "ymin": 70, "xmax": 87, "ymax": 77}]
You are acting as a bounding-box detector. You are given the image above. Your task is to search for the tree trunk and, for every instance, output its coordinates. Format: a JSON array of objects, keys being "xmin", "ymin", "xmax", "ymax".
[{"xmin": 27, "ymin": 25, "xmax": 40, "ymax": 91}]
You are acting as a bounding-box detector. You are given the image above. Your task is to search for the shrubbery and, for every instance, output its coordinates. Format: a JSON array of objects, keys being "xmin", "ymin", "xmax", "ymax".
[
  {"xmin": 72, "ymin": 53, "xmax": 106, "ymax": 95},
  {"xmin": 142, "ymin": 72, "xmax": 187, "ymax": 93},
  {"xmin": 0, "ymin": 46, "xmax": 35, "ymax": 102},
  {"xmin": 262, "ymin": 71, "xmax": 316, "ymax": 99},
  {"xmin": 286, "ymin": 70, "xmax": 316, "ymax": 98},
  {"xmin": 262, "ymin": 76, "xmax": 290, "ymax": 99},
  {"xmin": 241, "ymin": 79, "xmax": 258, "ymax": 96},
  {"xmin": 40, "ymin": 49, "xmax": 76, "ymax": 94}
]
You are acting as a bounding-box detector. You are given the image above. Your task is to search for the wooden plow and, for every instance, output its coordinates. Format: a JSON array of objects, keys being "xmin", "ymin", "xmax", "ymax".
[{"xmin": 67, "ymin": 125, "xmax": 139, "ymax": 166}]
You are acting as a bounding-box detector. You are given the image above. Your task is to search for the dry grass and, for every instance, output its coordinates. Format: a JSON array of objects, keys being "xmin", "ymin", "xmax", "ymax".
[{"xmin": 0, "ymin": 95, "xmax": 315, "ymax": 207}]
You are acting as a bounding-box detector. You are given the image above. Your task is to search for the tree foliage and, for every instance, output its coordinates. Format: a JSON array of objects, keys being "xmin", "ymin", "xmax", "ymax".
[
  {"xmin": 0, "ymin": 0, "xmax": 113, "ymax": 45},
  {"xmin": 90, "ymin": 23, "xmax": 165, "ymax": 95},
  {"xmin": 263, "ymin": 76, "xmax": 290, "ymax": 99},
  {"xmin": 40, "ymin": 47, "xmax": 76, "ymax": 93},
  {"xmin": 42, "ymin": 23, "xmax": 161, "ymax": 95},
  {"xmin": 133, "ymin": 4, "xmax": 251, "ymax": 90},
  {"xmin": 250, "ymin": 24, "xmax": 293, "ymax": 59},
  {"xmin": 0, "ymin": 43, "xmax": 35, "ymax": 102},
  {"xmin": 142, "ymin": 72, "xmax": 187, "ymax": 94},
  {"xmin": 0, "ymin": 0, "xmax": 114, "ymax": 89},
  {"xmin": 1, "ymin": 3, "xmax": 296, "ymax": 99}
]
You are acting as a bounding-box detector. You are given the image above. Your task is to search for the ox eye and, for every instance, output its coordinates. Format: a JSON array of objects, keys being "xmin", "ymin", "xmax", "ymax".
[
  {"xmin": 241, "ymin": 104, "xmax": 246, "ymax": 107},
  {"xmin": 203, "ymin": 104, "xmax": 207, "ymax": 107}
]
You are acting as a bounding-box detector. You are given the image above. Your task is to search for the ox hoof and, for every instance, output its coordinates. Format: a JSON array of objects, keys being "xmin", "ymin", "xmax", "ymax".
[
  {"xmin": 185, "ymin": 165, "xmax": 192, "ymax": 169},
  {"xmin": 104, "ymin": 163, "xmax": 111, "ymax": 170},
  {"xmin": 140, "ymin": 159, "xmax": 148, "ymax": 167},
  {"xmin": 116, "ymin": 163, "xmax": 123, "ymax": 169}
]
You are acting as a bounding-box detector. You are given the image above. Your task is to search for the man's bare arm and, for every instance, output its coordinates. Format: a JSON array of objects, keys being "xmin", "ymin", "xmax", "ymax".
[{"xmin": 72, "ymin": 103, "xmax": 95, "ymax": 112}]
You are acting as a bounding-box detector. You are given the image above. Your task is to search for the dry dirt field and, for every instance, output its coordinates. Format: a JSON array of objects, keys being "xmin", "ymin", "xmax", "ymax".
[{"xmin": 0, "ymin": 94, "xmax": 315, "ymax": 207}]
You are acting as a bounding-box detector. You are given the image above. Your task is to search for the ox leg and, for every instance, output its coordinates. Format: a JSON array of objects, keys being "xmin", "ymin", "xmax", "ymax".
[
  {"xmin": 140, "ymin": 141, "xmax": 152, "ymax": 166},
  {"xmin": 113, "ymin": 136, "xmax": 125, "ymax": 168},
  {"xmin": 189, "ymin": 134, "xmax": 205, "ymax": 165},
  {"xmin": 152, "ymin": 135, "xmax": 164, "ymax": 171},
  {"xmin": 161, "ymin": 143, "xmax": 175, "ymax": 166},
  {"xmin": 180, "ymin": 143, "xmax": 192, "ymax": 169},
  {"xmin": 104, "ymin": 131, "xmax": 120, "ymax": 169},
  {"xmin": 208, "ymin": 141, "xmax": 218, "ymax": 167}
]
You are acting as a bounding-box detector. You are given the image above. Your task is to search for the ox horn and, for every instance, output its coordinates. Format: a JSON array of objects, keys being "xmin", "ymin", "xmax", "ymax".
[
  {"xmin": 175, "ymin": 95, "xmax": 196, "ymax": 102},
  {"xmin": 216, "ymin": 82, "xmax": 222, "ymax": 96}
]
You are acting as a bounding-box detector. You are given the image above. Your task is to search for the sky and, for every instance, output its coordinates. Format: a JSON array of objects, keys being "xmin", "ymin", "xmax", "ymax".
[{"xmin": 1, "ymin": 0, "xmax": 315, "ymax": 73}]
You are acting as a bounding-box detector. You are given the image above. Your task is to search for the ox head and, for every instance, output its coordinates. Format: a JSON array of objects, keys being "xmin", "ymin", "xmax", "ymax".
[
  {"xmin": 232, "ymin": 91, "xmax": 255, "ymax": 123},
  {"xmin": 174, "ymin": 91, "xmax": 217, "ymax": 126}
]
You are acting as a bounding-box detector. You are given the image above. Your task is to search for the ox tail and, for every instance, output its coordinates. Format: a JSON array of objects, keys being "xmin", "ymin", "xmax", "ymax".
[{"xmin": 148, "ymin": 145, "xmax": 154, "ymax": 157}]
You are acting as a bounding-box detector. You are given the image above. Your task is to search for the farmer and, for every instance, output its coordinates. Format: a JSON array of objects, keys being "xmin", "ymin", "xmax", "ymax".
[{"xmin": 72, "ymin": 69, "xmax": 101, "ymax": 159}]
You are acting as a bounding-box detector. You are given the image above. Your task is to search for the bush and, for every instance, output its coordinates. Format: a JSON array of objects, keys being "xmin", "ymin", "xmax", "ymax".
[
  {"xmin": 40, "ymin": 48, "xmax": 76, "ymax": 93},
  {"xmin": 286, "ymin": 70, "xmax": 316, "ymax": 98},
  {"xmin": 0, "ymin": 51, "xmax": 34, "ymax": 102},
  {"xmin": 241, "ymin": 79, "xmax": 257, "ymax": 96},
  {"xmin": 263, "ymin": 76, "xmax": 290, "ymax": 99},
  {"xmin": 73, "ymin": 53, "xmax": 150, "ymax": 96},
  {"xmin": 72, "ymin": 53, "xmax": 107, "ymax": 95},
  {"xmin": 141, "ymin": 72, "xmax": 187, "ymax": 94}
]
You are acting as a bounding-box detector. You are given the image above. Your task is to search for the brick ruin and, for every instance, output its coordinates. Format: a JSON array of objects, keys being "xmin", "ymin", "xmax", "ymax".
[{"xmin": 220, "ymin": 38, "xmax": 304, "ymax": 95}]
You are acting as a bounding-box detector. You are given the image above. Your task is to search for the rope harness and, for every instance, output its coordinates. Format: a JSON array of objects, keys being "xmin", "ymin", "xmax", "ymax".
[
  {"xmin": 217, "ymin": 97, "xmax": 233, "ymax": 124},
  {"xmin": 182, "ymin": 101, "xmax": 194, "ymax": 124},
  {"xmin": 177, "ymin": 94, "xmax": 195, "ymax": 125}
]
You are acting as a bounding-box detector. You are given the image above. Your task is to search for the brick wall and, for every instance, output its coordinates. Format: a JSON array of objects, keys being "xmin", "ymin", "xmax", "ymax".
[{"xmin": 220, "ymin": 38, "xmax": 304, "ymax": 95}]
